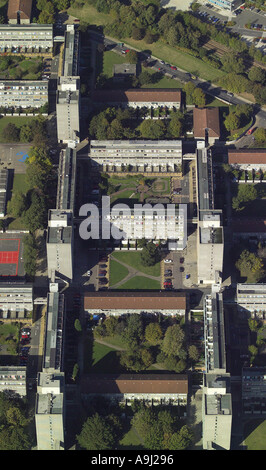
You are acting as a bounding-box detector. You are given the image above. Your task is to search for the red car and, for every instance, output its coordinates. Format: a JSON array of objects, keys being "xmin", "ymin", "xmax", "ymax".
[
  {"xmin": 171, "ymin": 66, "xmax": 177, "ymax": 70},
  {"xmin": 247, "ymin": 128, "xmax": 256, "ymax": 135}
]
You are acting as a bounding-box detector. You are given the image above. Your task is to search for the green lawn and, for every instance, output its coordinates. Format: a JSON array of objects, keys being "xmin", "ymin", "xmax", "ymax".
[
  {"xmin": 11, "ymin": 173, "xmax": 30, "ymax": 194},
  {"xmin": 117, "ymin": 275, "xmax": 161, "ymax": 290},
  {"xmin": 87, "ymin": 340, "xmax": 124, "ymax": 373},
  {"xmin": 102, "ymin": 51, "xmax": 129, "ymax": 77},
  {"xmin": 119, "ymin": 426, "xmax": 144, "ymax": 450},
  {"xmin": 109, "ymin": 258, "xmax": 129, "ymax": 286},
  {"xmin": 0, "ymin": 116, "xmax": 35, "ymax": 143},
  {"xmin": 112, "ymin": 251, "xmax": 161, "ymax": 277},
  {"xmin": 244, "ymin": 420, "xmax": 266, "ymax": 450}
]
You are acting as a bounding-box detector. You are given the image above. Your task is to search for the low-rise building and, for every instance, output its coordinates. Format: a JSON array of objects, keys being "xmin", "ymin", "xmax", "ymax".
[
  {"xmin": 113, "ymin": 63, "xmax": 137, "ymax": 82},
  {"xmin": 92, "ymin": 88, "xmax": 182, "ymax": 109},
  {"xmin": 236, "ymin": 283, "xmax": 266, "ymax": 316},
  {"xmin": 0, "ymin": 284, "xmax": 33, "ymax": 319},
  {"xmin": 228, "ymin": 149, "xmax": 266, "ymax": 170},
  {"xmin": 207, "ymin": 0, "xmax": 240, "ymax": 11},
  {"xmin": 0, "ymin": 80, "xmax": 48, "ymax": 109},
  {"xmin": 0, "ymin": 366, "xmax": 26, "ymax": 396},
  {"xmin": 193, "ymin": 107, "xmax": 220, "ymax": 146},
  {"xmin": 84, "ymin": 291, "xmax": 187, "ymax": 316},
  {"xmin": 0, "ymin": 24, "xmax": 53, "ymax": 53},
  {"xmin": 88, "ymin": 139, "xmax": 183, "ymax": 173},
  {"xmin": 7, "ymin": 0, "xmax": 32, "ymax": 24},
  {"xmin": 231, "ymin": 218, "xmax": 266, "ymax": 241},
  {"xmin": 80, "ymin": 373, "xmax": 188, "ymax": 406},
  {"xmin": 242, "ymin": 367, "xmax": 266, "ymax": 416},
  {"xmin": 0, "ymin": 169, "xmax": 8, "ymax": 217}
]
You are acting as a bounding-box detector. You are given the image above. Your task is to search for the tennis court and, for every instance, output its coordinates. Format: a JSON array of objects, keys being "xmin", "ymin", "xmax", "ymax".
[{"xmin": 0, "ymin": 237, "xmax": 23, "ymax": 276}]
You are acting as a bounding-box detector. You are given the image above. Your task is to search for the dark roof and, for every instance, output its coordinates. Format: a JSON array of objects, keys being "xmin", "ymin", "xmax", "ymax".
[
  {"xmin": 84, "ymin": 291, "xmax": 187, "ymax": 311},
  {"xmin": 92, "ymin": 88, "xmax": 182, "ymax": 104},
  {"xmin": 8, "ymin": 0, "xmax": 32, "ymax": 20},
  {"xmin": 80, "ymin": 373, "xmax": 188, "ymax": 395},
  {"xmin": 193, "ymin": 107, "xmax": 220, "ymax": 139},
  {"xmin": 228, "ymin": 149, "xmax": 266, "ymax": 165}
]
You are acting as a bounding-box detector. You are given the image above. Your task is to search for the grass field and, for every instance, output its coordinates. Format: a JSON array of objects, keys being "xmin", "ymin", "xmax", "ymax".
[
  {"xmin": 112, "ymin": 251, "xmax": 161, "ymax": 277},
  {"xmin": 244, "ymin": 420, "xmax": 266, "ymax": 450},
  {"xmin": 88, "ymin": 340, "xmax": 124, "ymax": 373},
  {"xmin": 117, "ymin": 275, "xmax": 161, "ymax": 290},
  {"xmin": 109, "ymin": 258, "xmax": 129, "ymax": 286},
  {"xmin": 0, "ymin": 116, "xmax": 35, "ymax": 143},
  {"xmin": 118, "ymin": 426, "xmax": 143, "ymax": 450},
  {"xmin": 11, "ymin": 173, "xmax": 30, "ymax": 194},
  {"xmin": 68, "ymin": 4, "xmax": 225, "ymax": 83}
]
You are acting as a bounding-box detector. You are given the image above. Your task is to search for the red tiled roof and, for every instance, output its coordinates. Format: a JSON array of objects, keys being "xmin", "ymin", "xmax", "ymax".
[
  {"xmin": 193, "ymin": 107, "xmax": 220, "ymax": 138},
  {"xmin": 7, "ymin": 0, "xmax": 32, "ymax": 20},
  {"xmin": 80, "ymin": 373, "xmax": 188, "ymax": 395},
  {"xmin": 228, "ymin": 149, "xmax": 266, "ymax": 165},
  {"xmin": 232, "ymin": 218, "xmax": 266, "ymax": 233},
  {"xmin": 84, "ymin": 291, "xmax": 187, "ymax": 311},
  {"xmin": 92, "ymin": 88, "xmax": 182, "ymax": 104}
]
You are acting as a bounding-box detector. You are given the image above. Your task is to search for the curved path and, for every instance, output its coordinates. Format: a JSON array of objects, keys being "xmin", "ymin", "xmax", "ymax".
[{"xmin": 109, "ymin": 254, "xmax": 161, "ymax": 289}]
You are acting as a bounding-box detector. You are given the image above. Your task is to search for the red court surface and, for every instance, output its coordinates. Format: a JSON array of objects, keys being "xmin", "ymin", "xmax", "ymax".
[{"xmin": 0, "ymin": 239, "xmax": 20, "ymax": 276}]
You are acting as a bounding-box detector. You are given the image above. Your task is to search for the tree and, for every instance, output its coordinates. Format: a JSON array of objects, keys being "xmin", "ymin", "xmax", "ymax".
[
  {"xmin": 145, "ymin": 322, "xmax": 163, "ymax": 345},
  {"xmin": 20, "ymin": 125, "xmax": 33, "ymax": 143},
  {"xmin": 23, "ymin": 190, "xmax": 47, "ymax": 232},
  {"xmin": 77, "ymin": 413, "xmax": 115, "ymax": 450},
  {"xmin": 193, "ymin": 88, "xmax": 206, "ymax": 106},
  {"xmin": 168, "ymin": 425, "xmax": 193, "ymax": 450},
  {"xmin": 188, "ymin": 344, "xmax": 199, "ymax": 363},
  {"xmin": 221, "ymin": 53, "xmax": 245, "ymax": 74},
  {"xmin": 74, "ymin": 319, "xmax": 82, "ymax": 332},
  {"xmin": 7, "ymin": 191, "xmax": 27, "ymax": 218},
  {"xmin": 184, "ymin": 81, "xmax": 196, "ymax": 105},
  {"xmin": 236, "ymin": 249, "xmax": 265, "ymax": 283},
  {"xmin": 126, "ymin": 50, "xmax": 138, "ymax": 64},
  {"xmin": 224, "ymin": 112, "xmax": 240, "ymax": 132},
  {"xmin": 104, "ymin": 316, "xmax": 118, "ymax": 336},
  {"xmin": 161, "ymin": 324, "xmax": 185, "ymax": 357},
  {"xmin": 168, "ymin": 114, "xmax": 183, "ymax": 137},
  {"xmin": 132, "ymin": 26, "xmax": 144, "ymax": 40},
  {"xmin": 72, "ymin": 363, "xmax": 79, "ymax": 381},
  {"xmin": 140, "ymin": 241, "xmax": 160, "ymax": 267},
  {"xmin": 232, "ymin": 184, "xmax": 257, "ymax": 212},
  {"xmin": 131, "ymin": 407, "xmax": 155, "ymax": 440},
  {"xmin": 23, "ymin": 233, "xmax": 37, "ymax": 277},
  {"xmin": 254, "ymin": 127, "xmax": 266, "ymax": 144},
  {"xmin": 2, "ymin": 123, "xmax": 20, "ymax": 142},
  {"xmin": 140, "ymin": 347, "xmax": 153, "ymax": 368},
  {"xmin": 138, "ymin": 70, "xmax": 153, "ymax": 86},
  {"xmin": 248, "ymin": 66, "xmax": 265, "ymax": 84}
]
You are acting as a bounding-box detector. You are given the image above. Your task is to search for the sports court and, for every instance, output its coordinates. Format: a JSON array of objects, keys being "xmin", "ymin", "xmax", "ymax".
[{"xmin": 0, "ymin": 235, "xmax": 25, "ymax": 277}]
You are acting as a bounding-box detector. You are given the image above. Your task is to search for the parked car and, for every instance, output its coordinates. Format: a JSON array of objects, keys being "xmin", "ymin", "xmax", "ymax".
[
  {"xmin": 180, "ymin": 257, "xmax": 184, "ymax": 263},
  {"xmin": 180, "ymin": 267, "xmax": 184, "ymax": 272},
  {"xmin": 170, "ymin": 66, "xmax": 177, "ymax": 70},
  {"xmin": 164, "ymin": 259, "xmax": 172, "ymax": 263}
]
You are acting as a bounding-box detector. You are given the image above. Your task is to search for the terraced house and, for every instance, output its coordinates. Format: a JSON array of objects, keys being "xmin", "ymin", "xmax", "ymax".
[{"xmin": 0, "ymin": 80, "xmax": 48, "ymax": 109}]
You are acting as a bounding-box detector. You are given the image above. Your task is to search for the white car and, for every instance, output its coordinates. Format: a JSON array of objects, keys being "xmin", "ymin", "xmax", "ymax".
[
  {"xmin": 159, "ymin": 60, "xmax": 165, "ymax": 64},
  {"xmin": 164, "ymin": 259, "xmax": 173, "ymax": 263},
  {"xmin": 87, "ymin": 270, "xmax": 92, "ymax": 276}
]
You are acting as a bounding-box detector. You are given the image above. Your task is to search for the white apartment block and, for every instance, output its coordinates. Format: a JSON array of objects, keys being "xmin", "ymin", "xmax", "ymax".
[
  {"xmin": 105, "ymin": 205, "xmax": 187, "ymax": 250},
  {"xmin": 237, "ymin": 284, "xmax": 266, "ymax": 316},
  {"xmin": 0, "ymin": 284, "xmax": 33, "ymax": 319},
  {"xmin": 89, "ymin": 140, "xmax": 183, "ymax": 173},
  {"xmin": 0, "ymin": 366, "xmax": 26, "ymax": 396},
  {"xmin": 0, "ymin": 80, "xmax": 48, "ymax": 109},
  {"xmin": 0, "ymin": 24, "xmax": 53, "ymax": 52}
]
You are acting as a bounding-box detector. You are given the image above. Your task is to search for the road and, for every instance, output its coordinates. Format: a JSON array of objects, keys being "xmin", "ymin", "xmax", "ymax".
[{"xmin": 89, "ymin": 31, "xmax": 266, "ymax": 129}]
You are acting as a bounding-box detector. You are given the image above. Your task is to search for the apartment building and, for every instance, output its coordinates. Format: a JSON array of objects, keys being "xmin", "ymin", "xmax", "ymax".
[
  {"xmin": 228, "ymin": 149, "xmax": 266, "ymax": 171},
  {"xmin": 0, "ymin": 284, "xmax": 33, "ymax": 319},
  {"xmin": 80, "ymin": 373, "xmax": 188, "ymax": 406},
  {"xmin": 56, "ymin": 147, "xmax": 77, "ymax": 212},
  {"xmin": 236, "ymin": 283, "xmax": 266, "ymax": 315},
  {"xmin": 46, "ymin": 209, "xmax": 74, "ymax": 282},
  {"xmin": 0, "ymin": 80, "xmax": 48, "ymax": 109},
  {"xmin": 84, "ymin": 291, "xmax": 187, "ymax": 316},
  {"xmin": 0, "ymin": 169, "xmax": 8, "ymax": 217},
  {"xmin": 35, "ymin": 370, "xmax": 65, "ymax": 450},
  {"xmin": 196, "ymin": 146, "xmax": 224, "ymax": 285},
  {"xmin": 56, "ymin": 76, "xmax": 80, "ymax": 146},
  {"xmin": 7, "ymin": 0, "xmax": 32, "ymax": 24},
  {"xmin": 62, "ymin": 24, "xmax": 79, "ymax": 77},
  {"xmin": 202, "ymin": 287, "xmax": 232, "ymax": 450},
  {"xmin": 0, "ymin": 24, "xmax": 53, "ymax": 53},
  {"xmin": 43, "ymin": 287, "xmax": 65, "ymax": 372},
  {"xmin": 92, "ymin": 88, "xmax": 182, "ymax": 109},
  {"xmin": 0, "ymin": 366, "xmax": 26, "ymax": 396},
  {"xmin": 89, "ymin": 139, "xmax": 183, "ymax": 173},
  {"xmin": 193, "ymin": 107, "xmax": 220, "ymax": 146},
  {"xmin": 208, "ymin": 0, "xmax": 240, "ymax": 11},
  {"xmin": 105, "ymin": 204, "xmax": 187, "ymax": 251},
  {"xmin": 242, "ymin": 367, "xmax": 266, "ymax": 416}
]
